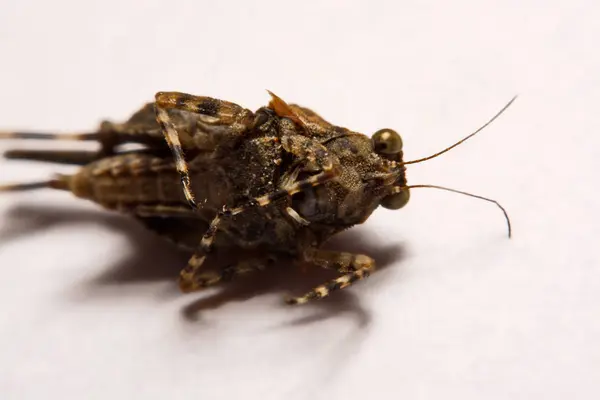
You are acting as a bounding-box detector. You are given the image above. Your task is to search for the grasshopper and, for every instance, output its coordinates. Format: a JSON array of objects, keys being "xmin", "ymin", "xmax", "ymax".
[{"xmin": 0, "ymin": 91, "xmax": 514, "ymax": 304}]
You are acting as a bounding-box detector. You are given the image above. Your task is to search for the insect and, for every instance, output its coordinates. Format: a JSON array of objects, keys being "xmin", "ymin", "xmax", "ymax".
[{"xmin": 0, "ymin": 91, "xmax": 515, "ymax": 304}]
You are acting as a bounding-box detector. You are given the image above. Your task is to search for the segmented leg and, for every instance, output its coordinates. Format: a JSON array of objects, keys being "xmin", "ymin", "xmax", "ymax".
[
  {"xmin": 286, "ymin": 251, "xmax": 376, "ymax": 305},
  {"xmin": 0, "ymin": 102, "xmax": 208, "ymax": 164},
  {"xmin": 180, "ymin": 257, "xmax": 273, "ymax": 292},
  {"xmin": 178, "ymin": 170, "xmax": 337, "ymax": 290},
  {"xmin": 0, "ymin": 124, "xmax": 162, "ymax": 158},
  {"xmin": 176, "ymin": 130, "xmax": 340, "ymax": 291},
  {"xmin": 154, "ymin": 91, "xmax": 254, "ymax": 208}
]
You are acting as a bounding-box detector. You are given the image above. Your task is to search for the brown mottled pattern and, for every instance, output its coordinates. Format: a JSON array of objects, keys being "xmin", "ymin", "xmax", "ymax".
[
  {"xmin": 68, "ymin": 153, "xmax": 184, "ymax": 208},
  {"xmin": 0, "ymin": 90, "xmax": 512, "ymax": 305}
]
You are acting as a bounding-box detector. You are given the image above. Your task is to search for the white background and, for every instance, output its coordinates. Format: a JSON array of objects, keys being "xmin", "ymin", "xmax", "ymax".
[{"xmin": 0, "ymin": 1, "xmax": 598, "ymax": 399}]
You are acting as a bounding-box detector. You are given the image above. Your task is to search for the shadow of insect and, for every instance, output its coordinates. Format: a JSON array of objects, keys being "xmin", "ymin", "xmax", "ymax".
[{"xmin": 0, "ymin": 203, "xmax": 405, "ymax": 328}]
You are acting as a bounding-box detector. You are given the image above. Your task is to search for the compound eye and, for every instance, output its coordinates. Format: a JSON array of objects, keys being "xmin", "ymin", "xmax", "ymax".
[
  {"xmin": 372, "ymin": 129, "xmax": 403, "ymax": 154},
  {"xmin": 381, "ymin": 188, "xmax": 410, "ymax": 210}
]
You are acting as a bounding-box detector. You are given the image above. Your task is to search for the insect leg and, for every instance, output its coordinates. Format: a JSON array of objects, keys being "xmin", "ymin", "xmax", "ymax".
[
  {"xmin": 178, "ymin": 156, "xmax": 338, "ymax": 292},
  {"xmin": 184, "ymin": 257, "xmax": 273, "ymax": 290},
  {"xmin": 0, "ymin": 127, "xmax": 162, "ymax": 156},
  {"xmin": 285, "ymin": 251, "xmax": 375, "ymax": 305},
  {"xmin": 177, "ymin": 210, "xmax": 224, "ymax": 291},
  {"xmin": 217, "ymin": 134, "xmax": 342, "ymax": 212},
  {"xmin": 177, "ymin": 165, "xmax": 337, "ymax": 292},
  {"xmin": 176, "ymin": 131, "xmax": 338, "ymax": 291},
  {"xmin": 154, "ymin": 91, "xmax": 254, "ymax": 208},
  {"xmin": 0, "ymin": 102, "xmax": 176, "ymax": 161}
]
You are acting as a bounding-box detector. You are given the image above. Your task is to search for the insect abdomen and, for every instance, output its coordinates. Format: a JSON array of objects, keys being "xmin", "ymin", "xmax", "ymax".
[{"xmin": 68, "ymin": 153, "xmax": 186, "ymax": 208}]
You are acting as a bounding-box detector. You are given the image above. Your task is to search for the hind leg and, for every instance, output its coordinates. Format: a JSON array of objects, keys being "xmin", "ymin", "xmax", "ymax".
[
  {"xmin": 0, "ymin": 124, "xmax": 160, "ymax": 157},
  {"xmin": 154, "ymin": 91, "xmax": 255, "ymax": 208},
  {"xmin": 0, "ymin": 102, "xmax": 175, "ymax": 161}
]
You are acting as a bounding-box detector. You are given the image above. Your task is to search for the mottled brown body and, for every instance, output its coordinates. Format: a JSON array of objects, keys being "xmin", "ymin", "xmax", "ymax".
[
  {"xmin": 0, "ymin": 91, "xmax": 513, "ymax": 304},
  {"xmin": 66, "ymin": 103, "xmax": 399, "ymax": 253}
]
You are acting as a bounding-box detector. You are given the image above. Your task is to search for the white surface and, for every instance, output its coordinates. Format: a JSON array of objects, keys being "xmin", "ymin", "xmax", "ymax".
[{"xmin": 0, "ymin": 1, "xmax": 598, "ymax": 399}]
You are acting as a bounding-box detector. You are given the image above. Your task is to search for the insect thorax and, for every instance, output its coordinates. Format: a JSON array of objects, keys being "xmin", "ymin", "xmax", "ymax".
[{"xmin": 186, "ymin": 109, "xmax": 402, "ymax": 252}]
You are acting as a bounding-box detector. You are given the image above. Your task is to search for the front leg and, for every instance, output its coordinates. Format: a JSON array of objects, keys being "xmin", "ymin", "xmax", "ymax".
[
  {"xmin": 285, "ymin": 250, "xmax": 376, "ymax": 305},
  {"xmin": 154, "ymin": 91, "xmax": 255, "ymax": 208}
]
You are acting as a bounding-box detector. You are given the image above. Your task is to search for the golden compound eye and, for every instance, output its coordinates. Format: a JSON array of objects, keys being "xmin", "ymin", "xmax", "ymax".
[
  {"xmin": 381, "ymin": 188, "xmax": 410, "ymax": 210},
  {"xmin": 372, "ymin": 128, "xmax": 403, "ymax": 154}
]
